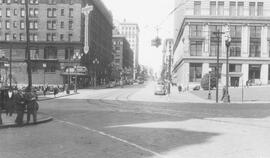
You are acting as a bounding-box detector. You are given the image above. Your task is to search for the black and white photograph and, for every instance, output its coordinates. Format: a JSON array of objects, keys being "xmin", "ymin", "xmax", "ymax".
[{"xmin": 1, "ymin": 0, "xmax": 270, "ymax": 157}]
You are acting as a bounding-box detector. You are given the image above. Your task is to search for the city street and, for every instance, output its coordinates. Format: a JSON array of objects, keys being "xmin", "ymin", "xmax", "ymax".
[{"xmin": 1, "ymin": 82, "xmax": 270, "ymax": 158}]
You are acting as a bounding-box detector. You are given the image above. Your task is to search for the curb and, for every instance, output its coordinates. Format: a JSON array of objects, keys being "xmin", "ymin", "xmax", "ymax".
[
  {"xmin": 37, "ymin": 92, "xmax": 79, "ymax": 101},
  {"xmin": 0, "ymin": 116, "xmax": 53, "ymax": 129}
]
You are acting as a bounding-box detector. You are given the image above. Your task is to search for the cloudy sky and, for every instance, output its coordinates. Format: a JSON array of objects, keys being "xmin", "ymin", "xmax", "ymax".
[{"xmin": 102, "ymin": 0, "xmax": 174, "ymax": 73}]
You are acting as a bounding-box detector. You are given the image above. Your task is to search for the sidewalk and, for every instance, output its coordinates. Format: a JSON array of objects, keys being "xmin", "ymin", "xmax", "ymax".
[
  {"xmin": 0, "ymin": 91, "xmax": 77, "ymax": 129},
  {"xmin": 0, "ymin": 112, "xmax": 53, "ymax": 129}
]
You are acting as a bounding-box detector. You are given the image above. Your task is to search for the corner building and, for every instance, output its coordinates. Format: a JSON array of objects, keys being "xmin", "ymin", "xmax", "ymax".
[
  {"xmin": 0, "ymin": 0, "xmax": 112, "ymax": 87},
  {"xmin": 173, "ymin": 0, "xmax": 270, "ymax": 89}
]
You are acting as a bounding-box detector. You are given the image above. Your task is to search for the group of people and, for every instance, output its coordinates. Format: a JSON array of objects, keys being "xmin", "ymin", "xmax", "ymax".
[{"xmin": 0, "ymin": 89, "xmax": 39, "ymax": 125}]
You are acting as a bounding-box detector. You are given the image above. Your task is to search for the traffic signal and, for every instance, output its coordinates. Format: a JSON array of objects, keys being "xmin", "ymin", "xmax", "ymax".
[{"xmin": 151, "ymin": 37, "xmax": 162, "ymax": 48}]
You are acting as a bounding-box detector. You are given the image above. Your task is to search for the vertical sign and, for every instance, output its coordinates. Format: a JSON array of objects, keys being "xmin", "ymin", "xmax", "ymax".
[{"xmin": 82, "ymin": 4, "xmax": 93, "ymax": 54}]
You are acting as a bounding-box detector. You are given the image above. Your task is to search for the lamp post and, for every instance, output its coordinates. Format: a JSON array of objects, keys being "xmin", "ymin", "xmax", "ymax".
[
  {"xmin": 224, "ymin": 25, "xmax": 231, "ymax": 103},
  {"xmin": 92, "ymin": 58, "xmax": 99, "ymax": 87},
  {"xmin": 42, "ymin": 63, "xmax": 47, "ymax": 87},
  {"xmin": 73, "ymin": 51, "xmax": 82, "ymax": 93},
  {"xmin": 208, "ymin": 68, "xmax": 212, "ymax": 99},
  {"xmin": 4, "ymin": 63, "xmax": 9, "ymax": 86}
]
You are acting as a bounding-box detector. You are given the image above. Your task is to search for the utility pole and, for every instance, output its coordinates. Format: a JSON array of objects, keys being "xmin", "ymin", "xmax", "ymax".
[
  {"xmin": 167, "ymin": 49, "xmax": 172, "ymax": 94},
  {"xmin": 9, "ymin": 44, "xmax": 12, "ymax": 89},
  {"xmin": 224, "ymin": 25, "xmax": 231, "ymax": 103},
  {"xmin": 25, "ymin": 0, "xmax": 32, "ymax": 90},
  {"xmin": 212, "ymin": 30, "xmax": 224, "ymax": 103}
]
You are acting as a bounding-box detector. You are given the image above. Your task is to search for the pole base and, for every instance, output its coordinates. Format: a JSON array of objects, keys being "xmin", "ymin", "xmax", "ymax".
[
  {"xmin": 208, "ymin": 93, "xmax": 211, "ymax": 99},
  {"xmin": 223, "ymin": 94, "xmax": 230, "ymax": 103}
]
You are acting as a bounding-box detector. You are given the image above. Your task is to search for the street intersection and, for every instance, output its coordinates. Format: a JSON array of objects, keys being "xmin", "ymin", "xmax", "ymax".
[{"xmin": 1, "ymin": 82, "xmax": 270, "ymax": 158}]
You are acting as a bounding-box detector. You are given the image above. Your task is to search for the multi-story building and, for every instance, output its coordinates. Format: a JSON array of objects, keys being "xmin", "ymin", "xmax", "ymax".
[
  {"xmin": 161, "ymin": 39, "xmax": 174, "ymax": 81},
  {"xmin": 0, "ymin": 0, "xmax": 113, "ymax": 88},
  {"xmin": 173, "ymin": 0, "xmax": 270, "ymax": 89},
  {"xmin": 112, "ymin": 35, "xmax": 133, "ymax": 80},
  {"xmin": 116, "ymin": 21, "xmax": 139, "ymax": 79}
]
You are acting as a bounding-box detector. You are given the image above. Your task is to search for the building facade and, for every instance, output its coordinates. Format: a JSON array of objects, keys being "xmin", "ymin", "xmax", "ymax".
[
  {"xmin": 161, "ymin": 38, "xmax": 174, "ymax": 81},
  {"xmin": 116, "ymin": 22, "xmax": 139, "ymax": 79},
  {"xmin": 173, "ymin": 0, "xmax": 270, "ymax": 89},
  {"xmin": 112, "ymin": 35, "xmax": 133, "ymax": 81},
  {"xmin": 0, "ymin": 0, "xmax": 113, "ymax": 88}
]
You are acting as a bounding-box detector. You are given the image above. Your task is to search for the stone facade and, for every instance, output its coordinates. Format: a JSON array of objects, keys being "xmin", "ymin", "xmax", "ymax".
[{"xmin": 173, "ymin": 0, "xmax": 270, "ymax": 89}]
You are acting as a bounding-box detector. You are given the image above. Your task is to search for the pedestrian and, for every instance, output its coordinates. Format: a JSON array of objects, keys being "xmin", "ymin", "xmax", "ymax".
[
  {"xmin": 14, "ymin": 90, "xmax": 26, "ymax": 125},
  {"xmin": 6, "ymin": 90, "xmax": 15, "ymax": 117},
  {"xmin": 178, "ymin": 85, "xmax": 182, "ymax": 92},
  {"xmin": 25, "ymin": 91, "xmax": 38, "ymax": 124},
  {"xmin": 221, "ymin": 86, "xmax": 226, "ymax": 101},
  {"xmin": 53, "ymin": 87, "xmax": 58, "ymax": 97},
  {"xmin": 246, "ymin": 80, "xmax": 249, "ymax": 88}
]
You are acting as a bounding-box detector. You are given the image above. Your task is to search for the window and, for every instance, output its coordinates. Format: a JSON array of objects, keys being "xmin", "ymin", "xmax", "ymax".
[
  {"xmin": 6, "ymin": 0, "xmax": 10, "ymax": 4},
  {"xmin": 20, "ymin": 33, "xmax": 24, "ymax": 41},
  {"xmin": 29, "ymin": 21, "xmax": 34, "ymax": 29},
  {"xmin": 34, "ymin": 8, "xmax": 38, "ymax": 16},
  {"xmin": 0, "ymin": 21, "xmax": 2, "ymax": 29},
  {"xmin": 257, "ymin": 2, "xmax": 263, "ymax": 16},
  {"xmin": 249, "ymin": 2, "xmax": 255, "ymax": 16},
  {"xmin": 29, "ymin": 8, "xmax": 34, "ymax": 17},
  {"xmin": 217, "ymin": 1, "xmax": 224, "ymax": 16},
  {"xmin": 229, "ymin": 64, "xmax": 242, "ymax": 72},
  {"xmin": 20, "ymin": 8, "xmax": 25, "ymax": 17},
  {"xmin": 190, "ymin": 25, "xmax": 202, "ymax": 37},
  {"xmin": 237, "ymin": 2, "xmax": 244, "ymax": 16},
  {"xmin": 45, "ymin": 63, "xmax": 57, "ymax": 73},
  {"xmin": 61, "ymin": 9, "xmax": 64, "ymax": 16},
  {"xmin": 60, "ymin": 21, "xmax": 64, "ymax": 28},
  {"xmin": 5, "ymin": 33, "xmax": 10, "ymax": 41},
  {"xmin": 189, "ymin": 63, "xmax": 202, "ymax": 82},
  {"xmin": 52, "ymin": 33, "xmax": 56, "ymax": 41},
  {"xmin": 48, "ymin": 0, "xmax": 56, "ymax": 5},
  {"xmin": 33, "ymin": 34, "xmax": 38, "ymax": 41},
  {"xmin": 210, "ymin": 1, "xmax": 216, "ymax": 16},
  {"xmin": 5, "ymin": 20, "xmax": 10, "ymax": 29},
  {"xmin": 68, "ymin": 20, "xmax": 73, "ymax": 30},
  {"xmin": 47, "ymin": 8, "xmax": 52, "ymax": 17},
  {"xmin": 13, "ymin": 21, "xmax": 17, "ymax": 28},
  {"xmin": 44, "ymin": 47, "xmax": 57, "ymax": 59},
  {"xmin": 229, "ymin": 1, "xmax": 236, "ymax": 16},
  {"xmin": 6, "ymin": 8, "xmax": 10, "ymax": 17},
  {"xmin": 250, "ymin": 42, "xmax": 261, "ymax": 57},
  {"xmin": 46, "ymin": 33, "xmax": 51, "ymax": 41},
  {"xmin": 249, "ymin": 64, "xmax": 261, "ymax": 79},
  {"xmin": 65, "ymin": 47, "xmax": 74, "ymax": 59},
  {"xmin": 13, "ymin": 34, "xmax": 17, "ymax": 40},
  {"xmin": 190, "ymin": 41, "xmax": 202, "ymax": 56},
  {"xmin": 60, "ymin": 34, "xmax": 64, "ymax": 41},
  {"xmin": 30, "ymin": 0, "xmax": 38, "ymax": 4},
  {"xmin": 52, "ymin": 8, "xmax": 56, "ymax": 17},
  {"xmin": 68, "ymin": 33, "xmax": 72, "ymax": 41},
  {"xmin": 194, "ymin": 1, "xmax": 201, "ymax": 15},
  {"xmin": 69, "ymin": 8, "xmax": 73, "ymax": 17},
  {"xmin": 14, "ymin": 9, "xmax": 18, "ymax": 16},
  {"xmin": 210, "ymin": 41, "xmax": 222, "ymax": 56},
  {"xmin": 34, "ymin": 21, "xmax": 38, "ymax": 29},
  {"xmin": 20, "ymin": 20, "xmax": 25, "ymax": 29},
  {"xmin": 52, "ymin": 20, "xmax": 56, "ymax": 29},
  {"xmin": 230, "ymin": 25, "xmax": 242, "ymax": 37},
  {"xmin": 250, "ymin": 26, "xmax": 261, "ymax": 38},
  {"xmin": 0, "ymin": 9, "xmax": 2, "ymax": 17},
  {"xmin": 230, "ymin": 42, "xmax": 241, "ymax": 57},
  {"xmin": 21, "ymin": 0, "xmax": 25, "ymax": 4}
]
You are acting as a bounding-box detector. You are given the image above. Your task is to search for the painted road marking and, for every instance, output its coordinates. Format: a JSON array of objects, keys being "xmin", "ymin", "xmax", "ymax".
[{"xmin": 56, "ymin": 119, "xmax": 166, "ymax": 158}]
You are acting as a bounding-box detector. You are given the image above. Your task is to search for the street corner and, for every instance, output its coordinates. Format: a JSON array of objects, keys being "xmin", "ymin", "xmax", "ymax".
[
  {"xmin": 37, "ymin": 91, "xmax": 79, "ymax": 101},
  {"xmin": 0, "ymin": 112, "xmax": 53, "ymax": 129}
]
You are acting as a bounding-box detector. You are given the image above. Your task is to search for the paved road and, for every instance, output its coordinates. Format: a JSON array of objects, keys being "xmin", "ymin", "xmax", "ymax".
[{"xmin": 1, "ymin": 82, "xmax": 270, "ymax": 158}]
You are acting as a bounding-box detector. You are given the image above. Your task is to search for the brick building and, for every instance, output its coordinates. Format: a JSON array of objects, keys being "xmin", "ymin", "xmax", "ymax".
[
  {"xmin": 0, "ymin": 0, "xmax": 113, "ymax": 88},
  {"xmin": 173, "ymin": 0, "xmax": 270, "ymax": 89},
  {"xmin": 112, "ymin": 35, "xmax": 133, "ymax": 81}
]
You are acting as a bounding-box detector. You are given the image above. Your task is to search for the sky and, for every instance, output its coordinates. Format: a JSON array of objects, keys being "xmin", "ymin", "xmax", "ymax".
[{"xmin": 102, "ymin": 0, "xmax": 174, "ymax": 73}]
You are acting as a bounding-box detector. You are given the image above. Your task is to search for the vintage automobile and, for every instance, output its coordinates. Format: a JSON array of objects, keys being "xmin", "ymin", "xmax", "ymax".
[{"xmin": 154, "ymin": 84, "xmax": 166, "ymax": 95}]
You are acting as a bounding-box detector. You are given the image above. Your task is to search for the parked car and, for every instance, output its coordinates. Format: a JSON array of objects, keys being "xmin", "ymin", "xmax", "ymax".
[
  {"xmin": 154, "ymin": 84, "xmax": 166, "ymax": 95},
  {"xmin": 106, "ymin": 81, "xmax": 116, "ymax": 88}
]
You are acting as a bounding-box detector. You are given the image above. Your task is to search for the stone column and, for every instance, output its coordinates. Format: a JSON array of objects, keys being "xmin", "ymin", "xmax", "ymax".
[
  {"xmin": 261, "ymin": 25, "xmax": 268, "ymax": 58},
  {"xmin": 242, "ymin": 64, "xmax": 249, "ymax": 85},
  {"xmin": 202, "ymin": 63, "xmax": 209, "ymax": 76},
  {"xmin": 82, "ymin": 4, "xmax": 93, "ymax": 54},
  {"xmin": 241, "ymin": 25, "xmax": 249, "ymax": 58},
  {"xmin": 221, "ymin": 63, "xmax": 226, "ymax": 86},
  {"xmin": 261, "ymin": 64, "xmax": 269, "ymax": 85},
  {"xmin": 203, "ymin": 24, "xmax": 209, "ymax": 57}
]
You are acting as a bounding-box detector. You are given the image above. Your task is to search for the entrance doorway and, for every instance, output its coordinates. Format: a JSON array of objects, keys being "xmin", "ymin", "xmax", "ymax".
[{"xmin": 231, "ymin": 77, "xmax": 239, "ymax": 87}]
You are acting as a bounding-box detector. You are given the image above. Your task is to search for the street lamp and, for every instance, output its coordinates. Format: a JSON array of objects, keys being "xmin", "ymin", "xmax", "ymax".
[
  {"xmin": 4, "ymin": 63, "xmax": 9, "ymax": 86},
  {"xmin": 42, "ymin": 63, "xmax": 47, "ymax": 87},
  {"xmin": 73, "ymin": 51, "xmax": 82, "ymax": 93},
  {"xmin": 224, "ymin": 25, "xmax": 231, "ymax": 103},
  {"xmin": 92, "ymin": 58, "xmax": 99, "ymax": 87},
  {"xmin": 208, "ymin": 68, "xmax": 212, "ymax": 99}
]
